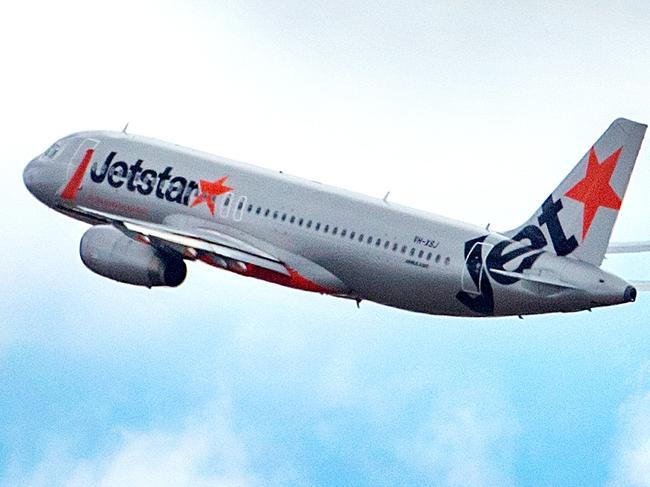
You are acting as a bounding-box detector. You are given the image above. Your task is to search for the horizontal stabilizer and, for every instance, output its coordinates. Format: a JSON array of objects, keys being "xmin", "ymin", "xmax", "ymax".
[
  {"xmin": 630, "ymin": 281, "xmax": 650, "ymax": 292},
  {"xmin": 489, "ymin": 268, "xmax": 577, "ymax": 289},
  {"xmin": 607, "ymin": 241, "xmax": 650, "ymax": 254}
]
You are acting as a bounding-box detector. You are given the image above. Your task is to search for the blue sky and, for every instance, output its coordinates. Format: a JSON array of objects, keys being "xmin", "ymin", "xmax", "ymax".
[{"xmin": 1, "ymin": 1, "xmax": 650, "ymax": 486}]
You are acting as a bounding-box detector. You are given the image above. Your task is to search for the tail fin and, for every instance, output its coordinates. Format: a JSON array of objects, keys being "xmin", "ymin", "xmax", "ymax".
[{"xmin": 505, "ymin": 118, "xmax": 646, "ymax": 266}]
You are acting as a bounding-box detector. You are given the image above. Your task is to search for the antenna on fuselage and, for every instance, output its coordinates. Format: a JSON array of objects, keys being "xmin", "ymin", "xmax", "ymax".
[
  {"xmin": 122, "ymin": 122, "xmax": 130, "ymax": 134},
  {"xmin": 382, "ymin": 191, "xmax": 390, "ymax": 204}
]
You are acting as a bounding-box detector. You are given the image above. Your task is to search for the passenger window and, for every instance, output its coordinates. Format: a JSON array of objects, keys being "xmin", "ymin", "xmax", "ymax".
[
  {"xmin": 445, "ymin": 257, "xmax": 450, "ymax": 265},
  {"xmin": 435, "ymin": 254, "xmax": 441, "ymax": 263},
  {"xmin": 384, "ymin": 241, "xmax": 390, "ymax": 249},
  {"xmin": 401, "ymin": 246, "xmax": 407, "ymax": 254},
  {"xmin": 332, "ymin": 227, "xmax": 338, "ymax": 235},
  {"xmin": 306, "ymin": 220, "xmax": 312, "ymax": 228},
  {"xmin": 273, "ymin": 211, "xmax": 278, "ymax": 219},
  {"xmin": 233, "ymin": 196, "xmax": 247, "ymax": 221},
  {"xmin": 341, "ymin": 229, "xmax": 347, "ymax": 237},
  {"xmin": 299, "ymin": 218, "xmax": 304, "ymax": 226},
  {"xmin": 281, "ymin": 213, "xmax": 287, "ymax": 221},
  {"xmin": 427, "ymin": 252, "xmax": 432, "ymax": 260},
  {"xmin": 418, "ymin": 250, "xmax": 424, "ymax": 258},
  {"xmin": 324, "ymin": 225, "xmax": 329, "ymax": 233},
  {"xmin": 392, "ymin": 243, "xmax": 398, "ymax": 251},
  {"xmin": 290, "ymin": 216, "xmax": 295, "ymax": 223},
  {"xmin": 359, "ymin": 234, "xmax": 364, "ymax": 242},
  {"xmin": 350, "ymin": 231, "xmax": 355, "ymax": 239},
  {"xmin": 256, "ymin": 207, "xmax": 262, "ymax": 215},
  {"xmin": 410, "ymin": 248, "xmax": 415, "ymax": 256},
  {"xmin": 316, "ymin": 223, "xmax": 321, "ymax": 231},
  {"xmin": 247, "ymin": 204, "xmax": 253, "ymax": 213},
  {"xmin": 376, "ymin": 239, "xmax": 381, "ymax": 247},
  {"xmin": 220, "ymin": 194, "xmax": 233, "ymax": 218},
  {"xmin": 264, "ymin": 209, "xmax": 270, "ymax": 217}
]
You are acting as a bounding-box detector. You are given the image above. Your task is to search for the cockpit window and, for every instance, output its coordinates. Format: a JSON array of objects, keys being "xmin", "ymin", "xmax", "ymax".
[{"xmin": 43, "ymin": 143, "xmax": 61, "ymax": 159}]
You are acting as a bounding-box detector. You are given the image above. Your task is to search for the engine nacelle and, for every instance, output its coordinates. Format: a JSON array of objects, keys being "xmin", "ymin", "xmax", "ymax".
[{"xmin": 80, "ymin": 225, "xmax": 186, "ymax": 287}]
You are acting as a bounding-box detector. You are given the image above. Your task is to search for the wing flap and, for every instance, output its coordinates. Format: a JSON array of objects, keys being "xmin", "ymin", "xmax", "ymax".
[
  {"xmin": 122, "ymin": 221, "xmax": 290, "ymax": 276},
  {"xmin": 74, "ymin": 206, "xmax": 290, "ymax": 276}
]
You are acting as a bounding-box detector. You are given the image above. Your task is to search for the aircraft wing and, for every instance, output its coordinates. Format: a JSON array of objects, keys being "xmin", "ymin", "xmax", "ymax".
[
  {"xmin": 71, "ymin": 206, "xmax": 291, "ymax": 276},
  {"xmin": 606, "ymin": 241, "xmax": 650, "ymax": 254}
]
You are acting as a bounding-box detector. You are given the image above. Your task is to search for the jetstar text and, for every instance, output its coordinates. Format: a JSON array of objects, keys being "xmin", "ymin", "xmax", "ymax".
[{"xmin": 90, "ymin": 151, "xmax": 199, "ymax": 206}]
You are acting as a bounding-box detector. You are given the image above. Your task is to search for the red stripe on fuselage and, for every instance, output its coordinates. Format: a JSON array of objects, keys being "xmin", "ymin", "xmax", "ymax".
[
  {"xmin": 200, "ymin": 254, "xmax": 334, "ymax": 294},
  {"xmin": 60, "ymin": 149, "xmax": 95, "ymax": 200}
]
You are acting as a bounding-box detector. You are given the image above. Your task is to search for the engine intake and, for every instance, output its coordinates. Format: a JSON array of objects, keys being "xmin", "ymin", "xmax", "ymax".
[{"xmin": 80, "ymin": 225, "xmax": 186, "ymax": 287}]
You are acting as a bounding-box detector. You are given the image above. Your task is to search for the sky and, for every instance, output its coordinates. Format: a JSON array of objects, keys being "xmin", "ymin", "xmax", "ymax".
[{"xmin": 1, "ymin": 1, "xmax": 650, "ymax": 486}]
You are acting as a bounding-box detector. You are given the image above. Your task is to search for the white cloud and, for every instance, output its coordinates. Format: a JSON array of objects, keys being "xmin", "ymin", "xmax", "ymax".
[
  {"xmin": 397, "ymin": 388, "xmax": 518, "ymax": 487},
  {"xmin": 608, "ymin": 374, "xmax": 650, "ymax": 487},
  {"xmin": 67, "ymin": 430, "xmax": 252, "ymax": 487},
  {"xmin": 5, "ymin": 404, "xmax": 269, "ymax": 487},
  {"xmin": 316, "ymin": 347, "xmax": 359, "ymax": 408}
]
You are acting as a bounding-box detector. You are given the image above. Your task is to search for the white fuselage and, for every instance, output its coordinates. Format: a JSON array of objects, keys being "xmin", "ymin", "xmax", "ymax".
[{"xmin": 23, "ymin": 131, "xmax": 635, "ymax": 317}]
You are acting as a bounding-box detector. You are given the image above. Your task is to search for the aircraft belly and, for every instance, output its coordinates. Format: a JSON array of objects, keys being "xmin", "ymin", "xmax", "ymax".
[{"xmin": 300, "ymin": 242, "xmax": 467, "ymax": 316}]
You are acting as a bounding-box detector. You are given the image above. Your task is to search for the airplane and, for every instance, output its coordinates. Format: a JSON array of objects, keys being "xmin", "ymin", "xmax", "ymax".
[{"xmin": 23, "ymin": 118, "xmax": 650, "ymax": 317}]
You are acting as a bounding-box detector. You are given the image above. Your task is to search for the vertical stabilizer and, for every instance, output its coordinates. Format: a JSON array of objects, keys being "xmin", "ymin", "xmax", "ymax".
[{"xmin": 505, "ymin": 118, "xmax": 646, "ymax": 266}]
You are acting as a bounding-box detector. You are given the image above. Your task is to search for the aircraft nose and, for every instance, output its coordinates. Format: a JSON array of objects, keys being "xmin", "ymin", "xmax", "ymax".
[
  {"xmin": 23, "ymin": 159, "xmax": 38, "ymax": 194},
  {"xmin": 624, "ymin": 285, "xmax": 637, "ymax": 303},
  {"xmin": 23, "ymin": 158, "xmax": 57, "ymax": 205}
]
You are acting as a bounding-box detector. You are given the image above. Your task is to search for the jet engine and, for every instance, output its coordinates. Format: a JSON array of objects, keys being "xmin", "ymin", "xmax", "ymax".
[{"xmin": 80, "ymin": 225, "xmax": 186, "ymax": 287}]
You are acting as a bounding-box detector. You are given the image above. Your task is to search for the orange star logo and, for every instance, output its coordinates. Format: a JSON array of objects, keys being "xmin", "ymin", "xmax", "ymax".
[
  {"xmin": 190, "ymin": 176, "xmax": 233, "ymax": 215},
  {"xmin": 565, "ymin": 146, "xmax": 622, "ymax": 240}
]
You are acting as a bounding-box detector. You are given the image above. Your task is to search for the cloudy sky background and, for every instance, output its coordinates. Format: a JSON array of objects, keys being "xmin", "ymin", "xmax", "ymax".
[{"xmin": 2, "ymin": 1, "xmax": 650, "ymax": 485}]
